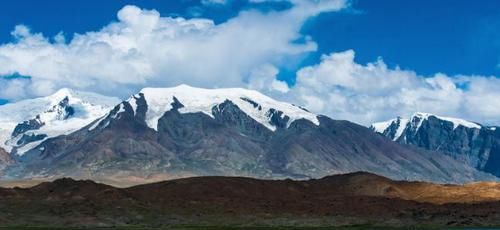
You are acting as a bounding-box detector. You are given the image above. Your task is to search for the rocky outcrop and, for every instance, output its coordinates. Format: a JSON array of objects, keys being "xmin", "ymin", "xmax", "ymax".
[
  {"xmin": 372, "ymin": 113, "xmax": 500, "ymax": 177},
  {"xmin": 11, "ymin": 97, "xmax": 75, "ymax": 138},
  {"xmin": 0, "ymin": 147, "xmax": 13, "ymax": 175},
  {"xmin": 11, "ymin": 116, "xmax": 45, "ymax": 138}
]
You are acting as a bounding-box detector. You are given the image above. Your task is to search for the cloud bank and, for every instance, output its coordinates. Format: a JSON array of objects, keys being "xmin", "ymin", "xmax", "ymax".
[
  {"xmin": 284, "ymin": 50, "xmax": 500, "ymax": 125},
  {"xmin": 0, "ymin": 0, "xmax": 346, "ymax": 99},
  {"xmin": 0, "ymin": 0, "xmax": 499, "ymax": 126}
]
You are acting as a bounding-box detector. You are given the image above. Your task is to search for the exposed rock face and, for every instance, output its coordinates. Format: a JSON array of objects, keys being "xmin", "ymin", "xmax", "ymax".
[
  {"xmin": 371, "ymin": 113, "xmax": 500, "ymax": 177},
  {"xmin": 47, "ymin": 96, "xmax": 75, "ymax": 120},
  {"xmin": 11, "ymin": 116, "xmax": 45, "ymax": 138},
  {"xmin": 11, "ymin": 97, "xmax": 75, "ymax": 138},
  {"xmin": 0, "ymin": 147, "xmax": 12, "ymax": 175},
  {"xmin": 9, "ymin": 91, "xmax": 494, "ymax": 185}
]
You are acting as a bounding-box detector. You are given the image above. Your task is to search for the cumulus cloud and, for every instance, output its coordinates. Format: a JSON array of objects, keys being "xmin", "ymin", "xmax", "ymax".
[
  {"xmin": 282, "ymin": 50, "xmax": 500, "ymax": 126},
  {"xmin": 247, "ymin": 64, "xmax": 289, "ymax": 93},
  {"xmin": 0, "ymin": 77, "xmax": 29, "ymax": 100},
  {"xmin": 0, "ymin": 0, "xmax": 347, "ymax": 99}
]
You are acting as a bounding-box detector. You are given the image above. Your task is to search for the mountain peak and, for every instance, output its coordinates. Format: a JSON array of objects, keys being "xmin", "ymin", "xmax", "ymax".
[
  {"xmin": 51, "ymin": 87, "xmax": 74, "ymax": 97},
  {"xmin": 409, "ymin": 112, "xmax": 481, "ymax": 130},
  {"xmin": 44, "ymin": 88, "xmax": 119, "ymax": 108},
  {"xmin": 372, "ymin": 112, "xmax": 483, "ymax": 138},
  {"xmin": 45, "ymin": 88, "xmax": 77, "ymax": 104},
  {"xmin": 0, "ymin": 89, "xmax": 120, "ymax": 155},
  {"xmin": 371, "ymin": 112, "xmax": 500, "ymax": 178},
  {"xmin": 412, "ymin": 112, "xmax": 432, "ymax": 118},
  {"xmin": 371, "ymin": 112, "xmax": 483, "ymax": 136},
  {"xmin": 131, "ymin": 85, "xmax": 320, "ymax": 131}
]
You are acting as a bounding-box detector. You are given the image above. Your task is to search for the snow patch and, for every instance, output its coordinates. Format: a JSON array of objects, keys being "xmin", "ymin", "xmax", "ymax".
[
  {"xmin": 129, "ymin": 96, "xmax": 138, "ymax": 116},
  {"xmin": 412, "ymin": 112, "xmax": 481, "ymax": 130},
  {"xmin": 393, "ymin": 118, "xmax": 409, "ymax": 141},
  {"xmin": 371, "ymin": 117, "xmax": 409, "ymax": 141},
  {"xmin": 371, "ymin": 120, "xmax": 393, "ymax": 133},
  {"xmin": 372, "ymin": 112, "xmax": 484, "ymax": 141},
  {"xmin": 88, "ymin": 113, "xmax": 109, "ymax": 131},
  {"xmin": 112, "ymin": 104, "xmax": 126, "ymax": 119}
]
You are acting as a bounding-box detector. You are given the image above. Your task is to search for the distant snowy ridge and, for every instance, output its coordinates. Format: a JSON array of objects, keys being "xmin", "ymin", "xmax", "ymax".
[
  {"xmin": 411, "ymin": 112, "xmax": 481, "ymax": 130},
  {"xmin": 370, "ymin": 112, "xmax": 500, "ymax": 178},
  {"xmin": 0, "ymin": 88, "xmax": 120, "ymax": 155},
  {"xmin": 371, "ymin": 117, "xmax": 410, "ymax": 141},
  {"xmin": 123, "ymin": 85, "xmax": 320, "ymax": 131},
  {"xmin": 371, "ymin": 112, "xmax": 483, "ymax": 141}
]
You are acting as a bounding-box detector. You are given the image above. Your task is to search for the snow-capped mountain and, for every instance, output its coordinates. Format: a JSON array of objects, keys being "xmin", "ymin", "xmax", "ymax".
[
  {"xmin": 0, "ymin": 88, "xmax": 120, "ymax": 155},
  {"xmin": 5, "ymin": 85, "xmax": 494, "ymax": 185},
  {"xmin": 90, "ymin": 84, "xmax": 319, "ymax": 132},
  {"xmin": 371, "ymin": 112, "xmax": 500, "ymax": 177}
]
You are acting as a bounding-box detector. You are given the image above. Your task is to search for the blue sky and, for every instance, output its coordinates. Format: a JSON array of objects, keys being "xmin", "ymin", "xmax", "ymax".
[
  {"xmin": 303, "ymin": 0, "xmax": 500, "ymax": 77},
  {"xmin": 0, "ymin": 0, "xmax": 499, "ymax": 125}
]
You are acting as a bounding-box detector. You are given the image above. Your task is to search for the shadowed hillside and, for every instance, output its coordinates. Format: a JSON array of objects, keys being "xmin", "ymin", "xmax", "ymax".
[{"xmin": 1, "ymin": 172, "xmax": 500, "ymax": 228}]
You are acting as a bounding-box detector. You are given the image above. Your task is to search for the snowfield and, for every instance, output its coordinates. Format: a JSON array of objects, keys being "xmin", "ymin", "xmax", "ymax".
[{"xmin": 0, "ymin": 88, "xmax": 120, "ymax": 155}]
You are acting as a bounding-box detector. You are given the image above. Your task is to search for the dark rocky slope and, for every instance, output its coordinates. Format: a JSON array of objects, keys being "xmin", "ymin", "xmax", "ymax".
[
  {"xmin": 1, "ymin": 172, "xmax": 500, "ymax": 227},
  {"xmin": 371, "ymin": 113, "xmax": 500, "ymax": 177},
  {"xmin": 0, "ymin": 147, "xmax": 12, "ymax": 175}
]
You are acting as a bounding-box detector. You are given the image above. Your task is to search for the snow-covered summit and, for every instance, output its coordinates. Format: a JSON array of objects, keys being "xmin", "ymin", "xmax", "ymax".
[
  {"xmin": 126, "ymin": 84, "xmax": 320, "ymax": 131},
  {"xmin": 371, "ymin": 112, "xmax": 499, "ymax": 174},
  {"xmin": 0, "ymin": 88, "xmax": 118, "ymax": 123},
  {"xmin": 410, "ymin": 112, "xmax": 481, "ymax": 130},
  {"xmin": 371, "ymin": 112, "xmax": 483, "ymax": 141},
  {"xmin": 371, "ymin": 116, "xmax": 409, "ymax": 141},
  {"xmin": 0, "ymin": 88, "xmax": 120, "ymax": 155}
]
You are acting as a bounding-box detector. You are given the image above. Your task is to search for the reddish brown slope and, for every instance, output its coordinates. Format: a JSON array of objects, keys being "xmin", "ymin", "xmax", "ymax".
[{"xmin": 1, "ymin": 172, "xmax": 500, "ymax": 227}]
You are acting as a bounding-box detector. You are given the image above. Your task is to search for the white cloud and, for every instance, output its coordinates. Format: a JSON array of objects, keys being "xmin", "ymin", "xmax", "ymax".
[
  {"xmin": 282, "ymin": 50, "xmax": 500, "ymax": 126},
  {"xmin": 247, "ymin": 64, "xmax": 289, "ymax": 93},
  {"xmin": 0, "ymin": 1, "xmax": 347, "ymax": 99},
  {"xmin": 0, "ymin": 78, "xmax": 29, "ymax": 100}
]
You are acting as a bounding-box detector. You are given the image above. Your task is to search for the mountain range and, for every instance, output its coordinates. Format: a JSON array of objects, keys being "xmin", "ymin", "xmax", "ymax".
[
  {"xmin": 371, "ymin": 113, "xmax": 500, "ymax": 177},
  {"xmin": 0, "ymin": 85, "xmax": 497, "ymax": 186}
]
